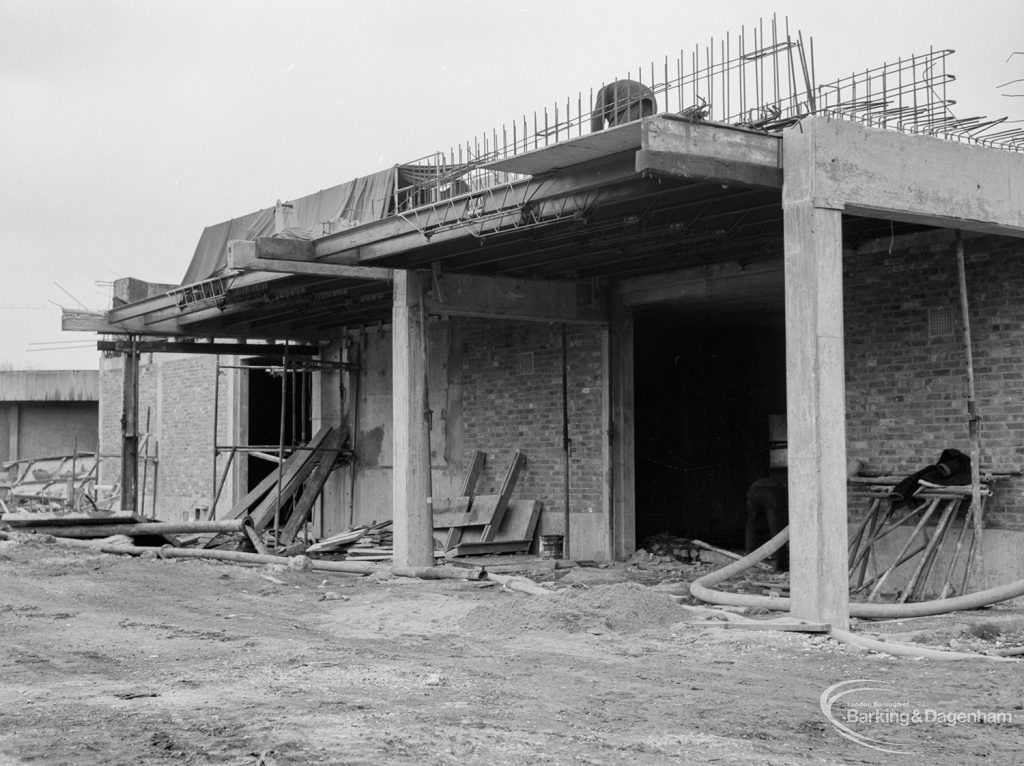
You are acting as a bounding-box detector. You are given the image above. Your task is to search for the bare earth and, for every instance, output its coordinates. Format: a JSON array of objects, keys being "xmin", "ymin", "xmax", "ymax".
[{"xmin": 1, "ymin": 535, "xmax": 1022, "ymax": 766}]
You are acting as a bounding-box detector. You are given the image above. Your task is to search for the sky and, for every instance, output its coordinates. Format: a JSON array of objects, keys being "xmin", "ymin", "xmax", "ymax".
[{"xmin": 1, "ymin": 0, "xmax": 1021, "ymax": 369}]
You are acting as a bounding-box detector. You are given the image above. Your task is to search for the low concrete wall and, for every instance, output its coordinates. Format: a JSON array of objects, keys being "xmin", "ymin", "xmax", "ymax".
[{"xmin": 847, "ymin": 523, "xmax": 1024, "ymax": 605}]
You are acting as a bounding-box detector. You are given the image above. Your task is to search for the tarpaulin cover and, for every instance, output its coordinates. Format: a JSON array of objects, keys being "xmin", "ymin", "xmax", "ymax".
[{"xmin": 180, "ymin": 167, "xmax": 397, "ymax": 285}]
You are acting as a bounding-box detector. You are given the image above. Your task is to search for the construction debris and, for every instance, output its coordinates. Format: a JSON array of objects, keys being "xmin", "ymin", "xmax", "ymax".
[
  {"xmin": 1, "ymin": 453, "xmax": 100, "ymax": 515},
  {"xmin": 223, "ymin": 426, "xmax": 345, "ymax": 538}
]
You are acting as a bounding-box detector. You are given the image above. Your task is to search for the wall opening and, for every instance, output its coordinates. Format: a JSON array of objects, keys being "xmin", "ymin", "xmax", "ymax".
[
  {"xmin": 632, "ymin": 307, "xmax": 786, "ymax": 551},
  {"xmin": 245, "ymin": 358, "xmax": 312, "ymax": 492}
]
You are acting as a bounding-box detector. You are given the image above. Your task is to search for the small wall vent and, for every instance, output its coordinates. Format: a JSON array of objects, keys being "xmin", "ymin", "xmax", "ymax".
[
  {"xmin": 928, "ymin": 305, "xmax": 955, "ymax": 339},
  {"xmin": 518, "ymin": 352, "xmax": 534, "ymax": 375}
]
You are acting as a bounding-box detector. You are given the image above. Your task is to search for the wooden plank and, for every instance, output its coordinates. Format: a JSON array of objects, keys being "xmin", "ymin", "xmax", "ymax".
[
  {"xmin": 443, "ymin": 451, "xmax": 487, "ymax": 551},
  {"xmin": 433, "ymin": 496, "xmax": 494, "ymax": 530},
  {"xmin": 459, "ymin": 451, "xmax": 487, "ymax": 496},
  {"xmin": 243, "ymin": 524, "xmax": 270, "ymax": 555},
  {"xmin": 480, "ymin": 450, "xmax": 527, "ymax": 542},
  {"xmin": 223, "ymin": 434, "xmax": 320, "ymax": 520},
  {"xmin": 490, "ymin": 499, "xmax": 542, "ymax": 543},
  {"xmin": 866, "ymin": 497, "xmax": 941, "ymax": 602},
  {"xmin": 248, "ymin": 428, "xmax": 334, "ymax": 532},
  {"xmin": 444, "ymin": 540, "xmax": 533, "ymax": 558},
  {"xmin": 277, "ymin": 429, "xmax": 345, "ymax": 544},
  {"xmin": 712, "ymin": 620, "xmax": 831, "ymax": 633}
]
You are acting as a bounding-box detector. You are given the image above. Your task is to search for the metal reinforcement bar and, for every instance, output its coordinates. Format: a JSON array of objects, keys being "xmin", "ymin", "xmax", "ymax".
[{"xmin": 392, "ymin": 16, "xmax": 1022, "ymax": 212}]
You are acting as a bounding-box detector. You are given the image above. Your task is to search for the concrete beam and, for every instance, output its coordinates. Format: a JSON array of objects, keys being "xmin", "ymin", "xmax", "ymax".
[
  {"xmin": 96, "ymin": 340, "xmax": 320, "ymax": 356},
  {"xmin": 427, "ymin": 273, "xmax": 607, "ymax": 324},
  {"xmin": 391, "ymin": 271, "xmax": 434, "ymax": 567},
  {"xmin": 638, "ymin": 117, "xmax": 783, "ymax": 188},
  {"xmin": 62, "ymin": 309, "xmax": 129, "ymax": 334},
  {"xmin": 615, "ymin": 260, "xmax": 783, "ymax": 308},
  {"xmin": 227, "ymin": 239, "xmax": 389, "ymax": 280},
  {"xmin": 786, "ymin": 117, "xmax": 1024, "ymax": 237}
]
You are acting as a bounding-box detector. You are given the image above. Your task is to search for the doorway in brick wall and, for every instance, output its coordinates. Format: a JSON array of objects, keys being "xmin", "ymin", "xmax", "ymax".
[
  {"xmin": 245, "ymin": 358, "xmax": 313, "ymax": 492},
  {"xmin": 632, "ymin": 306, "xmax": 786, "ymax": 552}
]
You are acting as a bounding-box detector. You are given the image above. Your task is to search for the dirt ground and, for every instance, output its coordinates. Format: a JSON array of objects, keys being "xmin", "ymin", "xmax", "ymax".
[{"xmin": 2, "ymin": 534, "xmax": 1023, "ymax": 766}]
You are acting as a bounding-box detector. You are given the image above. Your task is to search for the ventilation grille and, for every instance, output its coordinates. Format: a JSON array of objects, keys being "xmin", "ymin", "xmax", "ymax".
[{"xmin": 929, "ymin": 305, "xmax": 956, "ymax": 338}]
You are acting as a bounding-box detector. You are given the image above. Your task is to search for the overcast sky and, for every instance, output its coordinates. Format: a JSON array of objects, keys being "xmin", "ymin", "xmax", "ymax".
[{"xmin": 2, "ymin": 0, "xmax": 1021, "ymax": 369}]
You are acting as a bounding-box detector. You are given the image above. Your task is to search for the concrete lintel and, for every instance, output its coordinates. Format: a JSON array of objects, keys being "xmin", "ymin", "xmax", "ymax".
[
  {"xmin": 783, "ymin": 117, "xmax": 1024, "ymax": 237},
  {"xmin": 427, "ymin": 273, "xmax": 607, "ymax": 324},
  {"xmin": 615, "ymin": 260, "xmax": 783, "ymax": 308}
]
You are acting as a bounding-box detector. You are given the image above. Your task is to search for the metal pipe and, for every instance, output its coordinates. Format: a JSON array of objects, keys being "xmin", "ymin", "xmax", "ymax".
[
  {"xmin": 23, "ymin": 518, "xmax": 251, "ymax": 538},
  {"xmin": 275, "ymin": 349, "xmax": 288, "ymax": 545},
  {"xmin": 956, "ymin": 231, "xmax": 984, "ymax": 589},
  {"xmin": 141, "ymin": 407, "xmax": 151, "ymax": 517},
  {"xmin": 419, "ymin": 280, "xmax": 433, "ymax": 524},
  {"xmin": 212, "ymin": 354, "xmax": 220, "ymax": 516},
  {"xmin": 561, "ymin": 323, "xmax": 571, "ymax": 559},
  {"xmin": 210, "ymin": 447, "xmax": 237, "ymax": 517},
  {"xmin": 392, "ymin": 565, "xmax": 483, "ymax": 581}
]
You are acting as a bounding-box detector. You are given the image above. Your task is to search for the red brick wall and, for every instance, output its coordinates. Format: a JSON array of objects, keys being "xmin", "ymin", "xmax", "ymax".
[
  {"xmin": 844, "ymin": 232, "xmax": 1024, "ymax": 530},
  {"xmin": 457, "ymin": 318, "xmax": 605, "ymax": 519}
]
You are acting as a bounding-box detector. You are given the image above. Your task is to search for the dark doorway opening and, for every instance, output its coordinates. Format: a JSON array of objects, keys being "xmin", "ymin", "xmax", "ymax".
[
  {"xmin": 246, "ymin": 359, "xmax": 313, "ymax": 492},
  {"xmin": 633, "ymin": 307, "xmax": 786, "ymax": 550}
]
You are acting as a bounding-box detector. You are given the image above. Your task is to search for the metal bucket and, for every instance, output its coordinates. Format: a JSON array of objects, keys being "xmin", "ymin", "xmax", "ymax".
[{"xmin": 539, "ymin": 534, "xmax": 564, "ymax": 560}]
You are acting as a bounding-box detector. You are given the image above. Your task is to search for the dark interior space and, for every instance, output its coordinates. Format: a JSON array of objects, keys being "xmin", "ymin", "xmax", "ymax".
[
  {"xmin": 246, "ymin": 359, "xmax": 312, "ymax": 492},
  {"xmin": 633, "ymin": 305, "xmax": 787, "ymax": 550}
]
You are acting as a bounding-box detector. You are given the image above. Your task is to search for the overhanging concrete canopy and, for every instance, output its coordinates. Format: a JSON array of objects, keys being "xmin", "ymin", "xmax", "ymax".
[
  {"xmin": 784, "ymin": 117, "xmax": 1024, "ymax": 238},
  {"xmin": 637, "ymin": 116, "xmax": 783, "ymax": 189}
]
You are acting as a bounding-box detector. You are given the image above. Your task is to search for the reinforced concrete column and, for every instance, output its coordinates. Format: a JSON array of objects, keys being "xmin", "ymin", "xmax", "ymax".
[
  {"xmin": 391, "ymin": 270, "xmax": 434, "ymax": 567},
  {"xmin": 783, "ymin": 200, "xmax": 849, "ymax": 629},
  {"xmin": 609, "ymin": 297, "xmax": 635, "ymax": 560},
  {"xmin": 8, "ymin": 404, "xmax": 19, "ymax": 461},
  {"xmin": 783, "ymin": 122, "xmax": 849, "ymax": 629}
]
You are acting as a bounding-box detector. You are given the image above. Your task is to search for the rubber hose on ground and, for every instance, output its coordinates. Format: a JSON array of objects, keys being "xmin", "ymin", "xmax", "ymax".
[
  {"xmin": 688, "ymin": 526, "xmax": 1023, "ymax": 661},
  {"xmin": 689, "ymin": 526, "xmax": 1024, "ymax": 619}
]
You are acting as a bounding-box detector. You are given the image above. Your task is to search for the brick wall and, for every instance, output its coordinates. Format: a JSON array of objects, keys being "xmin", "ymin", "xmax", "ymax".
[
  {"xmin": 100, "ymin": 353, "xmax": 232, "ymax": 519},
  {"xmin": 458, "ymin": 318, "xmax": 605, "ymax": 521},
  {"xmin": 844, "ymin": 232, "xmax": 1024, "ymax": 530}
]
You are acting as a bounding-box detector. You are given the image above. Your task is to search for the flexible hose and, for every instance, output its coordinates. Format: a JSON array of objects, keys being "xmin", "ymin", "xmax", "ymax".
[{"xmin": 689, "ymin": 526, "xmax": 1023, "ymax": 661}]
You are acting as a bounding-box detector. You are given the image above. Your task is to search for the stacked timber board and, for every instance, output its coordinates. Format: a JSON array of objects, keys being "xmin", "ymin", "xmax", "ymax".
[{"xmin": 432, "ymin": 450, "xmax": 542, "ymax": 558}]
